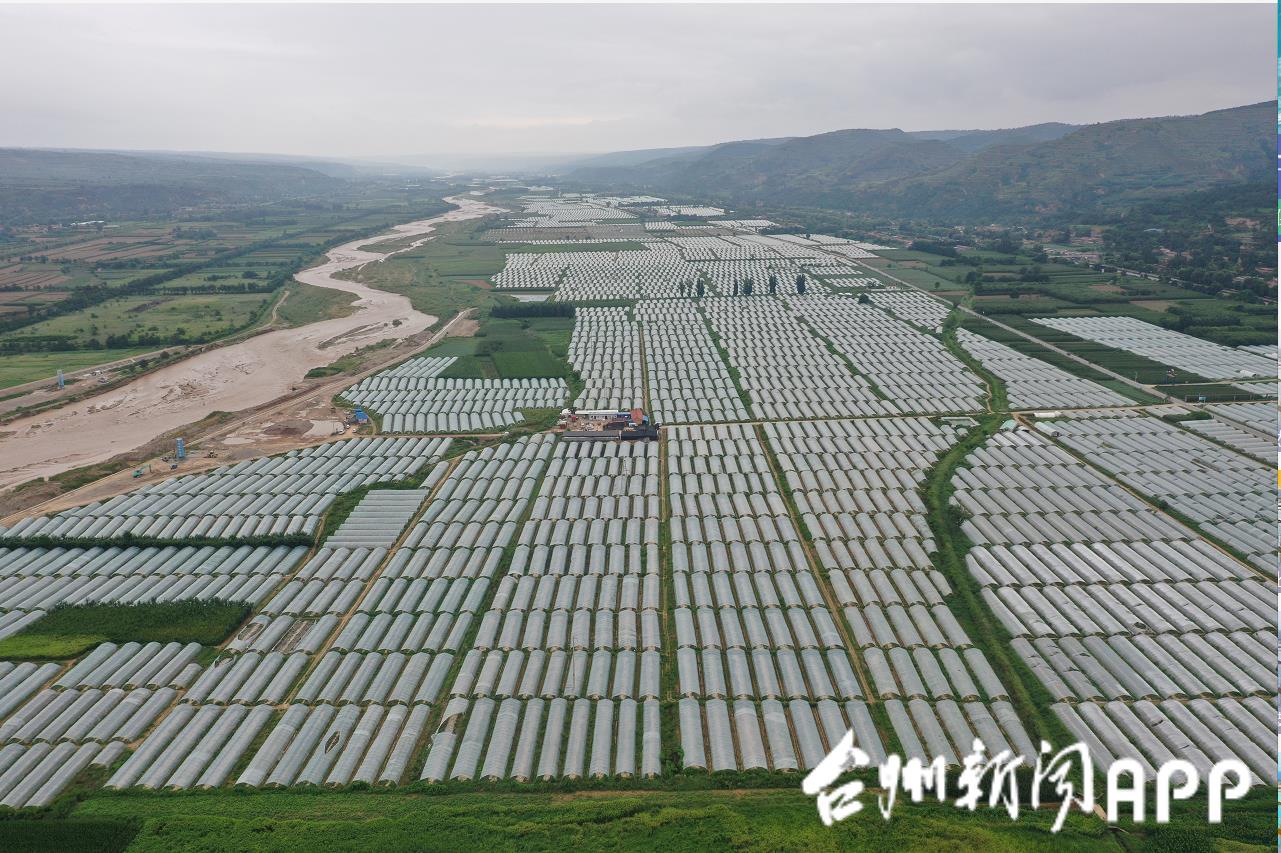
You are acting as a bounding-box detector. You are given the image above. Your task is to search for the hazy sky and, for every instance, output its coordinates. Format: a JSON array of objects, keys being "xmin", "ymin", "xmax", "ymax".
[{"xmin": 0, "ymin": 4, "xmax": 1272, "ymax": 165}]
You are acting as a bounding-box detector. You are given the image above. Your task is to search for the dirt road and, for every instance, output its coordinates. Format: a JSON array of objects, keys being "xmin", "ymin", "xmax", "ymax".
[{"xmin": 0, "ymin": 194, "xmax": 500, "ymax": 491}]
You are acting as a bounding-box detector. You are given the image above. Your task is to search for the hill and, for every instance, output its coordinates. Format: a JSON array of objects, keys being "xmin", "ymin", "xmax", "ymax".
[
  {"xmin": 847, "ymin": 102, "xmax": 1274, "ymax": 219},
  {"xmin": 0, "ymin": 149, "xmax": 345, "ymax": 225},
  {"xmin": 565, "ymin": 103, "xmax": 1272, "ymax": 223}
]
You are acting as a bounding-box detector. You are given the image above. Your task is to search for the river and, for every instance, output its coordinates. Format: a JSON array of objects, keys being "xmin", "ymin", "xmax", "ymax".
[{"xmin": 0, "ymin": 193, "xmax": 500, "ymax": 490}]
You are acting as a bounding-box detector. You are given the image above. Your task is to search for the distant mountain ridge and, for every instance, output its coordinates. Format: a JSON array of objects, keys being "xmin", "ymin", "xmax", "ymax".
[
  {"xmin": 0, "ymin": 148, "xmax": 345, "ymax": 225},
  {"xmin": 564, "ymin": 102, "xmax": 1273, "ymax": 222}
]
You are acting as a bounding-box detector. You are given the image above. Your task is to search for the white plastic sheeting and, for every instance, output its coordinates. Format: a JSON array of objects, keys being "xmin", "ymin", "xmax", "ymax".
[
  {"xmin": 1183, "ymin": 412, "xmax": 1273, "ymax": 462},
  {"xmin": 667, "ymin": 424, "xmax": 892, "ymax": 743},
  {"xmin": 568, "ymin": 306, "xmax": 643, "ymax": 411},
  {"xmin": 867, "ymin": 291, "xmax": 951, "ymax": 332},
  {"xmin": 0, "ymin": 437, "xmax": 449, "ymax": 543},
  {"xmin": 211, "ymin": 436, "xmax": 554, "ymax": 789},
  {"xmin": 955, "ymin": 430, "xmax": 1273, "ymax": 784},
  {"xmin": 346, "ymin": 375, "xmax": 566, "ymax": 435},
  {"xmin": 421, "ymin": 696, "xmax": 660, "ymax": 781},
  {"xmin": 423, "ymin": 439, "xmax": 661, "ymax": 780},
  {"xmin": 0, "ymin": 544, "xmax": 305, "ymax": 620},
  {"xmin": 792, "ymin": 296, "xmax": 984, "ymax": 414},
  {"xmin": 106, "ymin": 703, "xmax": 275, "ymax": 790},
  {"xmin": 326, "ymin": 489, "xmax": 431, "ymax": 548},
  {"xmin": 1049, "ymin": 412, "xmax": 1273, "ymax": 570},
  {"xmin": 1031, "ymin": 316, "xmax": 1275, "ymax": 380},
  {"xmin": 637, "ymin": 301, "xmax": 747, "ymax": 424},
  {"xmin": 703, "ymin": 297, "xmax": 890, "ymax": 420},
  {"xmin": 956, "ymin": 328, "xmax": 1130, "ymax": 409},
  {"xmin": 680, "ymin": 697, "xmax": 885, "ymax": 772}
]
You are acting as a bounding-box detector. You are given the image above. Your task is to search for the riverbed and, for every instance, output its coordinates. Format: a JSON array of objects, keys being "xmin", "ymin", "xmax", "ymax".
[{"xmin": 0, "ymin": 194, "xmax": 500, "ymax": 490}]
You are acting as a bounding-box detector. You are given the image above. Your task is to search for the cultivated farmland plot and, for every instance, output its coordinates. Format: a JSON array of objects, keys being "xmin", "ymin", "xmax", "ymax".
[
  {"xmin": 1202, "ymin": 401, "xmax": 1276, "ymax": 438},
  {"xmin": 1031, "ymin": 315, "xmax": 1276, "ymax": 380},
  {"xmin": 103, "ymin": 437, "xmax": 552, "ymax": 792},
  {"xmin": 868, "ymin": 291, "xmax": 955, "ymax": 331},
  {"xmin": 703, "ymin": 297, "xmax": 889, "ymax": 419},
  {"xmin": 957, "ymin": 329, "xmax": 1132, "ymax": 410},
  {"xmin": 762, "ymin": 418, "xmax": 1037, "ymax": 765},
  {"xmin": 488, "ymin": 212, "xmax": 897, "ymax": 300},
  {"xmin": 710, "ymin": 219, "xmax": 776, "ymax": 230},
  {"xmin": 345, "ymin": 357, "xmax": 566, "ymax": 434},
  {"xmin": 0, "ymin": 437, "xmax": 450, "ymax": 543},
  {"xmin": 953, "ymin": 430, "xmax": 1274, "ymax": 783},
  {"xmin": 668, "ymin": 423, "xmax": 887, "ymax": 771},
  {"xmin": 636, "ymin": 300, "xmax": 747, "ymax": 424},
  {"xmin": 791, "ymin": 296, "xmax": 986, "ymax": 414},
  {"xmin": 422, "ymin": 439, "xmax": 661, "ymax": 781},
  {"xmin": 0, "ymin": 546, "xmax": 307, "ymax": 639},
  {"xmin": 1182, "ymin": 406, "xmax": 1275, "ymax": 462},
  {"xmin": 1045, "ymin": 411, "xmax": 1275, "ymax": 571},
  {"xmin": 0, "ymin": 191, "xmax": 1274, "ymax": 812},
  {"xmin": 568, "ymin": 306, "xmax": 644, "ymax": 411}
]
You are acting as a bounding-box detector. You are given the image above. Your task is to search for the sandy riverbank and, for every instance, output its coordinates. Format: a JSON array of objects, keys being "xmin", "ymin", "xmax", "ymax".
[{"xmin": 0, "ymin": 194, "xmax": 500, "ymax": 490}]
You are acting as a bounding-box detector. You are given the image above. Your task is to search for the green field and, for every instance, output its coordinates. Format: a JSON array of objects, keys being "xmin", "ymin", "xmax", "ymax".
[
  {"xmin": 37, "ymin": 786, "xmax": 1272, "ymax": 852},
  {"xmin": 341, "ymin": 225, "xmax": 503, "ymax": 326},
  {"xmin": 1154, "ymin": 382, "xmax": 1272, "ymax": 403},
  {"xmin": 275, "ymin": 282, "xmax": 357, "ymax": 328},
  {"xmin": 0, "ymin": 191, "xmax": 457, "ymax": 358},
  {"xmin": 1, "ymin": 292, "xmax": 271, "ymax": 349},
  {"xmin": 864, "ymin": 254, "xmax": 958, "ymax": 291},
  {"xmin": 863, "ymin": 245, "xmax": 1274, "ymax": 349},
  {"xmin": 0, "ymin": 600, "xmax": 249, "ymax": 660},
  {"xmin": 0, "ymin": 347, "xmax": 153, "ymax": 389},
  {"xmin": 439, "ymin": 316, "xmax": 575, "ymax": 381}
]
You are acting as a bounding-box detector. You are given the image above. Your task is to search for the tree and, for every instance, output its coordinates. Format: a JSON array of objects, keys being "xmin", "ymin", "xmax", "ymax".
[
  {"xmin": 743, "ymin": 278, "xmax": 753, "ymax": 296},
  {"xmin": 695, "ymin": 280, "xmax": 705, "ymax": 299},
  {"xmin": 768, "ymin": 274, "xmax": 777, "ymax": 295},
  {"xmin": 857, "ymin": 293, "xmax": 871, "ymax": 304},
  {"xmin": 677, "ymin": 281, "xmax": 687, "ymax": 297},
  {"xmin": 795, "ymin": 274, "xmax": 807, "ymax": 295},
  {"xmin": 732, "ymin": 281, "xmax": 740, "ymax": 296}
]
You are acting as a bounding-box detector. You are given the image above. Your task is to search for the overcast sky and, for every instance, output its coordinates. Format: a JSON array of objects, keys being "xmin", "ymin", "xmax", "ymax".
[{"xmin": 0, "ymin": 4, "xmax": 1272, "ymax": 166}]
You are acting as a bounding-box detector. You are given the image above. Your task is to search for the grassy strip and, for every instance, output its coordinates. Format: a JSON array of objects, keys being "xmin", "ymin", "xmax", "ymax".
[
  {"xmin": 0, "ymin": 600, "xmax": 249, "ymax": 659},
  {"xmin": 305, "ymin": 339, "xmax": 398, "ymax": 379},
  {"xmin": 919, "ymin": 414, "xmax": 1074, "ymax": 750},
  {"xmin": 62, "ymin": 787, "xmax": 1137, "ymax": 851},
  {"xmin": 944, "ymin": 312, "xmax": 1008, "ymax": 414},
  {"xmin": 927, "ymin": 319, "xmax": 1074, "ymax": 751},
  {"xmin": 275, "ymin": 283, "xmax": 357, "ymax": 328},
  {"xmin": 509, "ymin": 407, "xmax": 563, "ymax": 437}
]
